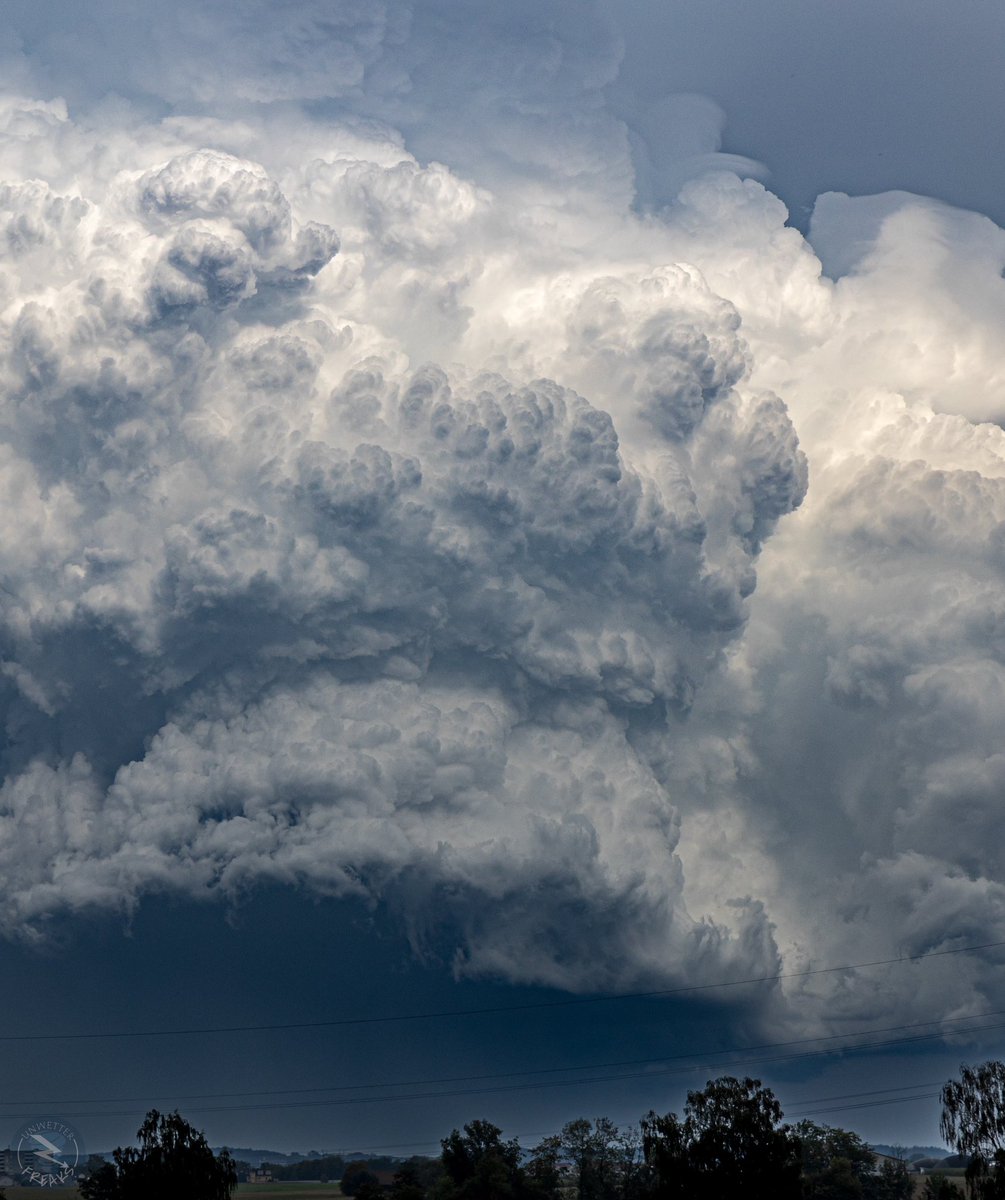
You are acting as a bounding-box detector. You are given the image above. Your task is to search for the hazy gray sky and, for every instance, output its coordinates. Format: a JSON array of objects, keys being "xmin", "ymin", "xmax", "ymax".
[{"xmin": 612, "ymin": 0, "xmax": 1005, "ymax": 228}]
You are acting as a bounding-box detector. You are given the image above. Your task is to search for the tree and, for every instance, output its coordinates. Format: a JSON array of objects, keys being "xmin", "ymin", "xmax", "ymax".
[
  {"xmin": 563, "ymin": 1118, "xmax": 610, "ymax": 1200},
  {"xmin": 870, "ymin": 1159, "xmax": 913, "ymax": 1200},
  {"xmin": 818, "ymin": 1157, "xmax": 865, "ymax": 1200},
  {"xmin": 342, "ymin": 1162, "xmax": 382, "ymax": 1196},
  {"xmin": 796, "ymin": 1120, "xmax": 877, "ymax": 1198},
  {"xmin": 439, "ymin": 1119, "xmax": 532, "ymax": 1200},
  {"xmin": 525, "ymin": 1133, "xmax": 564, "ymax": 1198},
  {"xmin": 78, "ymin": 1109, "xmax": 237, "ymax": 1200},
  {"xmin": 941, "ymin": 1062, "xmax": 1005, "ymax": 1199},
  {"xmin": 642, "ymin": 1075, "xmax": 801, "ymax": 1200},
  {"xmin": 922, "ymin": 1175, "xmax": 964, "ymax": 1200},
  {"xmin": 391, "ymin": 1162, "xmax": 431, "ymax": 1200},
  {"xmin": 80, "ymin": 1162, "xmax": 122, "ymax": 1200},
  {"xmin": 400, "ymin": 1156, "xmax": 446, "ymax": 1197},
  {"xmin": 83, "ymin": 1154, "xmax": 111, "ymax": 1178},
  {"xmin": 525, "ymin": 1118, "xmax": 647, "ymax": 1200},
  {"xmin": 557, "ymin": 1117, "xmax": 645, "ymax": 1200}
]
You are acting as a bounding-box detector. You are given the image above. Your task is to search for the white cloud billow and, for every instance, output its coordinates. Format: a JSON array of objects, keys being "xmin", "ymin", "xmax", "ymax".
[
  {"xmin": 0, "ymin": 110, "xmax": 802, "ymax": 1005},
  {"xmin": 0, "ymin": 0, "xmax": 1003, "ymax": 1039}
]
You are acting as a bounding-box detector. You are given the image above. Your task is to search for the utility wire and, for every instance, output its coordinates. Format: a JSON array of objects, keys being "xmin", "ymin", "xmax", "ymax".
[
  {"xmin": 240, "ymin": 1086, "xmax": 951, "ymax": 1160},
  {"xmin": 331, "ymin": 1088, "xmax": 952, "ymax": 1156},
  {"xmin": 793, "ymin": 1092, "xmax": 942, "ymax": 1118},
  {"xmin": 1, "ymin": 937, "xmax": 1002, "ymax": 1044},
  {"xmin": 240, "ymin": 1086, "xmax": 954, "ymax": 1158},
  {"xmin": 1, "ymin": 1004, "xmax": 1002, "ymax": 1111},
  {"xmin": 0, "ymin": 1080, "xmax": 955, "ymax": 1128},
  {"xmin": 3, "ymin": 1015, "xmax": 1002, "ymax": 1122},
  {"xmin": 783, "ymin": 1080, "xmax": 945, "ymax": 1111}
]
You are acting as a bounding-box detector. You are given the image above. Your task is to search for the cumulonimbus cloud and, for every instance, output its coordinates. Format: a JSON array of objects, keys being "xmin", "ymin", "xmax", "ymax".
[
  {"xmin": 0, "ymin": 0, "xmax": 1004, "ymax": 1040},
  {"xmin": 0, "ymin": 103, "xmax": 806, "ymax": 1006}
]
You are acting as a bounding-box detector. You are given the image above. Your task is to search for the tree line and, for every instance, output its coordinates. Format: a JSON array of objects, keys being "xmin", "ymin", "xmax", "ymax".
[
  {"xmin": 346, "ymin": 1076, "xmax": 923, "ymax": 1200},
  {"xmin": 37, "ymin": 1060, "xmax": 1005, "ymax": 1200}
]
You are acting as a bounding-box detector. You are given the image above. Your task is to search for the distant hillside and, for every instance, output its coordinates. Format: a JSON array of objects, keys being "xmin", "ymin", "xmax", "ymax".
[
  {"xmin": 870, "ymin": 1145, "xmax": 948, "ymax": 1161},
  {"xmin": 211, "ymin": 1147, "xmax": 328, "ymax": 1167}
]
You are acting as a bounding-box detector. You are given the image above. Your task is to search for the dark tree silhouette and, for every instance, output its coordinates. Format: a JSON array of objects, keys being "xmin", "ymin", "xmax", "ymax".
[
  {"xmin": 796, "ymin": 1120, "xmax": 876, "ymax": 1198},
  {"xmin": 391, "ymin": 1162, "xmax": 431, "ymax": 1200},
  {"xmin": 941, "ymin": 1062, "xmax": 1005, "ymax": 1200},
  {"xmin": 642, "ymin": 1076, "xmax": 801, "ymax": 1200},
  {"xmin": 870, "ymin": 1159, "xmax": 913, "ymax": 1200},
  {"xmin": 528, "ymin": 1117, "xmax": 647, "ymax": 1200},
  {"xmin": 342, "ymin": 1161, "xmax": 382, "ymax": 1196},
  {"xmin": 78, "ymin": 1109, "xmax": 237, "ymax": 1200},
  {"xmin": 525, "ymin": 1133, "xmax": 564, "ymax": 1198},
  {"xmin": 922, "ymin": 1174, "xmax": 964, "ymax": 1199},
  {"xmin": 439, "ymin": 1118, "xmax": 534, "ymax": 1200}
]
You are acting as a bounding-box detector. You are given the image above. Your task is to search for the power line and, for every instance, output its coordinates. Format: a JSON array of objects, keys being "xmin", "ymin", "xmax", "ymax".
[
  {"xmin": 250, "ymin": 1085, "xmax": 954, "ymax": 1155},
  {"xmin": 783, "ymin": 1080, "xmax": 945, "ymax": 1112},
  {"xmin": 1, "ymin": 937, "xmax": 1002, "ymax": 1044},
  {"xmin": 283, "ymin": 1088, "xmax": 955, "ymax": 1159},
  {"xmin": 169, "ymin": 1086, "xmax": 956, "ymax": 1158},
  {"xmin": 2, "ymin": 1013, "xmax": 1001, "ymax": 1122},
  {"xmin": 794, "ymin": 1092, "xmax": 942, "ymax": 1119},
  {"xmin": 220, "ymin": 1088, "xmax": 949, "ymax": 1157},
  {"xmin": 1, "ymin": 1004, "xmax": 1001, "ymax": 1111},
  {"xmin": 0, "ymin": 1077, "xmax": 957, "ymax": 1133}
]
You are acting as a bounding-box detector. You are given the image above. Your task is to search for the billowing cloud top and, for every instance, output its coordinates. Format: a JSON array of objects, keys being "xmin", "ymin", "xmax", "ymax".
[{"xmin": 0, "ymin": 0, "xmax": 1003, "ymax": 1042}]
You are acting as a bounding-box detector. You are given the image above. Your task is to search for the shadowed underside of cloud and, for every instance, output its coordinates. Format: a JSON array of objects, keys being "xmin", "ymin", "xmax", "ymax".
[{"xmin": 0, "ymin": 0, "xmax": 1004, "ymax": 1041}]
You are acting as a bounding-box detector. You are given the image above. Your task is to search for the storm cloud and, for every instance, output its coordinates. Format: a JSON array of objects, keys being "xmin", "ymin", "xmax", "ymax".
[{"xmin": 0, "ymin": 0, "xmax": 1003, "ymax": 1046}]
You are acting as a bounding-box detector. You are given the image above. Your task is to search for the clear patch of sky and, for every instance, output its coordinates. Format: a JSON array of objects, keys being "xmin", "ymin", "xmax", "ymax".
[{"xmin": 608, "ymin": 0, "xmax": 1005, "ymax": 231}]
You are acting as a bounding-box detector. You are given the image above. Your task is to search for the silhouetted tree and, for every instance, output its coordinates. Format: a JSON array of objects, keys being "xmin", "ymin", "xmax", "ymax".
[
  {"xmin": 556, "ymin": 1117, "xmax": 647, "ymax": 1200},
  {"xmin": 266, "ymin": 1152, "xmax": 347, "ymax": 1181},
  {"xmin": 922, "ymin": 1173, "xmax": 964, "ymax": 1199},
  {"xmin": 796, "ymin": 1120, "xmax": 876, "ymax": 1198},
  {"xmin": 642, "ymin": 1075, "xmax": 801, "ymax": 1200},
  {"xmin": 78, "ymin": 1109, "xmax": 237, "ymax": 1200},
  {"xmin": 342, "ymin": 1161, "xmax": 382, "ymax": 1196},
  {"xmin": 941, "ymin": 1061, "xmax": 1005, "ymax": 1199},
  {"xmin": 870, "ymin": 1158, "xmax": 912, "ymax": 1200},
  {"xmin": 82, "ymin": 1154, "xmax": 111, "ymax": 1178},
  {"xmin": 526, "ymin": 1133, "xmax": 564, "ymax": 1198},
  {"xmin": 391, "ymin": 1161, "xmax": 430, "ymax": 1200},
  {"xmin": 439, "ymin": 1119, "xmax": 532, "ymax": 1200}
]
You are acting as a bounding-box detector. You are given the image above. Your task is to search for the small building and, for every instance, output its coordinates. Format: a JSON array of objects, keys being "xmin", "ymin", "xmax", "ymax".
[
  {"xmin": 870, "ymin": 1151, "xmax": 906, "ymax": 1173},
  {"xmin": 246, "ymin": 1166, "xmax": 274, "ymax": 1182}
]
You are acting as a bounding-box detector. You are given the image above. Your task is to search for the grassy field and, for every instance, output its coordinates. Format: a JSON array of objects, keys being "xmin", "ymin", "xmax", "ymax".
[{"xmin": 910, "ymin": 1170, "xmax": 969, "ymax": 1197}]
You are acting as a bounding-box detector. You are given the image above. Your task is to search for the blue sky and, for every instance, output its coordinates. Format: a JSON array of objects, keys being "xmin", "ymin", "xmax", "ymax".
[{"xmin": 0, "ymin": 0, "xmax": 1004, "ymax": 1158}]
